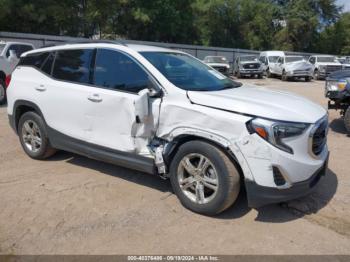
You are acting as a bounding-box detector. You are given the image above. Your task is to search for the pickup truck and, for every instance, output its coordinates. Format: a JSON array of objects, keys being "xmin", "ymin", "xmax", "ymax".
[
  {"xmin": 0, "ymin": 41, "xmax": 34, "ymax": 104},
  {"xmin": 269, "ymin": 56, "xmax": 314, "ymax": 82},
  {"xmin": 308, "ymin": 55, "xmax": 342, "ymax": 80}
]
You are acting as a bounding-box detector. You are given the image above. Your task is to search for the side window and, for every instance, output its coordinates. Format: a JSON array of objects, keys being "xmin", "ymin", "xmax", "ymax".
[
  {"xmin": 6, "ymin": 44, "xmax": 19, "ymax": 58},
  {"xmin": 19, "ymin": 52, "xmax": 49, "ymax": 69},
  {"xmin": 93, "ymin": 49, "xmax": 149, "ymax": 93},
  {"xmin": 52, "ymin": 49, "xmax": 94, "ymax": 84},
  {"xmin": 41, "ymin": 52, "xmax": 55, "ymax": 75},
  {"xmin": 309, "ymin": 57, "xmax": 315, "ymax": 64},
  {"xmin": 18, "ymin": 45, "xmax": 33, "ymax": 56}
]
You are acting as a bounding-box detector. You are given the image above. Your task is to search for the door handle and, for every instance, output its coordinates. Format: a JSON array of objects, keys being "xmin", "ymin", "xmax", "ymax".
[
  {"xmin": 88, "ymin": 94, "xmax": 103, "ymax": 103},
  {"xmin": 35, "ymin": 84, "xmax": 46, "ymax": 92}
]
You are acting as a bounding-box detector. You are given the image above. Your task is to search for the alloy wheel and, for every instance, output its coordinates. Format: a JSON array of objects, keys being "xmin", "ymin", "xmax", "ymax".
[
  {"xmin": 177, "ymin": 153, "xmax": 219, "ymax": 204},
  {"xmin": 21, "ymin": 120, "xmax": 42, "ymax": 153}
]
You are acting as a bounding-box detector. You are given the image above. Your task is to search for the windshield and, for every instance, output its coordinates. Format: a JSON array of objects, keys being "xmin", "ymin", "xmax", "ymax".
[
  {"xmin": 318, "ymin": 56, "xmax": 336, "ymax": 63},
  {"xmin": 141, "ymin": 52, "xmax": 241, "ymax": 91},
  {"xmin": 285, "ymin": 56, "xmax": 303, "ymax": 63},
  {"xmin": 0, "ymin": 44, "xmax": 6, "ymax": 54},
  {"xmin": 206, "ymin": 56, "xmax": 227, "ymax": 63},
  {"xmin": 268, "ymin": 56, "xmax": 279, "ymax": 63},
  {"xmin": 240, "ymin": 56, "xmax": 258, "ymax": 62}
]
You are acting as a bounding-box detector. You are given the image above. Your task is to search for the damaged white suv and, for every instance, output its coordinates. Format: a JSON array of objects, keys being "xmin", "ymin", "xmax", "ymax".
[{"xmin": 7, "ymin": 43, "xmax": 329, "ymax": 215}]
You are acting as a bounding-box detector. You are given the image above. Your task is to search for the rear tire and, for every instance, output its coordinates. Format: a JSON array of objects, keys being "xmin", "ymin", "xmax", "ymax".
[
  {"xmin": 344, "ymin": 107, "xmax": 350, "ymax": 134},
  {"xmin": 18, "ymin": 111, "xmax": 56, "ymax": 160},
  {"xmin": 170, "ymin": 140, "xmax": 240, "ymax": 215},
  {"xmin": 0, "ymin": 79, "xmax": 6, "ymax": 105},
  {"xmin": 281, "ymin": 70, "xmax": 288, "ymax": 81}
]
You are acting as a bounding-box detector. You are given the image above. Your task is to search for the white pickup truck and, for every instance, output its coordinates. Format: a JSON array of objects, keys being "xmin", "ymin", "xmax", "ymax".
[
  {"xmin": 0, "ymin": 41, "xmax": 34, "ymax": 104},
  {"xmin": 308, "ymin": 55, "xmax": 342, "ymax": 80},
  {"xmin": 269, "ymin": 55, "xmax": 314, "ymax": 82}
]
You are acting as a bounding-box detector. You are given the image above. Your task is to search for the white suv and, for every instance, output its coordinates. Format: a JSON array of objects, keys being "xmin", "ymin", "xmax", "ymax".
[
  {"xmin": 0, "ymin": 41, "xmax": 34, "ymax": 104},
  {"xmin": 7, "ymin": 42, "xmax": 329, "ymax": 215}
]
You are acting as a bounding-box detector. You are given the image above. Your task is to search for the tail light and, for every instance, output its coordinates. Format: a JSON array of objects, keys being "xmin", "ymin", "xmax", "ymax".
[{"xmin": 5, "ymin": 74, "xmax": 11, "ymax": 88}]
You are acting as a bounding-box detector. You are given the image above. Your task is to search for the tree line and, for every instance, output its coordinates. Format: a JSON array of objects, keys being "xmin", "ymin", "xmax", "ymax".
[{"xmin": 0, "ymin": 0, "xmax": 349, "ymax": 55}]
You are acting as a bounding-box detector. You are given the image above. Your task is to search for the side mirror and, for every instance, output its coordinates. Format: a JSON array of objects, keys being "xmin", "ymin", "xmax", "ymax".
[{"xmin": 8, "ymin": 50, "xmax": 18, "ymax": 60}]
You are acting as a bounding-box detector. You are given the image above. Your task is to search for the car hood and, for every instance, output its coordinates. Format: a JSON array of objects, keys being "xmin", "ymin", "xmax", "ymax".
[
  {"xmin": 285, "ymin": 61, "xmax": 313, "ymax": 71},
  {"xmin": 206, "ymin": 63, "xmax": 230, "ymax": 68},
  {"xmin": 187, "ymin": 85, "xmax": 326, "ymax": 123}
]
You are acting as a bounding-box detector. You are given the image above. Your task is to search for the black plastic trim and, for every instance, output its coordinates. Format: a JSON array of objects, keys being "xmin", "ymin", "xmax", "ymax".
[{"xmin": 47, "ymin": 126, "xmax": 156, "ymax": 175}]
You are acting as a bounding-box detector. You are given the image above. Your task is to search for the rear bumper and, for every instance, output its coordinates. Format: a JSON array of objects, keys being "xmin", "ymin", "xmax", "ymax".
[{"xmin": 245, "ymin": 154, "xmax": 328, "ymax": 208}]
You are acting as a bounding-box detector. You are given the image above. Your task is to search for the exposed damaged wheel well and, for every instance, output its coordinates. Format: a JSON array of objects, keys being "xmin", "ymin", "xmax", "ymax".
[{"xmin": 163, "ymin": 135, "xmax": 245, "ymax": 182}]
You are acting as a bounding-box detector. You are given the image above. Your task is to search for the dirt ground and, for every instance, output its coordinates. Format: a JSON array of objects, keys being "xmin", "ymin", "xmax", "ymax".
[{"xmin": 0, "ymin": 77, "xmax": 349, "ymax": 255}]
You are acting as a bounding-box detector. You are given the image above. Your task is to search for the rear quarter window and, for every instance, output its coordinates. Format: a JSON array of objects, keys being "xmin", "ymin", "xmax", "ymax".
[
  {"xmin": 52, "ymin": 49, "xmax": 94, "ymax": 84},
  {"xmin": 19, "ymin": 52, "xmax": 50, "ymax": 69}
]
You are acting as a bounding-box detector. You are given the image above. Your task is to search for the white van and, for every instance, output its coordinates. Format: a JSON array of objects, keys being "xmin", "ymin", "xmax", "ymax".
[{"xmin": 259, "ymin": 51, "xmax": 285, "ymax": 77}]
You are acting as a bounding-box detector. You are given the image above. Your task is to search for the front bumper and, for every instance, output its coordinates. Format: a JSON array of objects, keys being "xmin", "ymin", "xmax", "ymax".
[
  {"xmin": 245, "ymin": 154, "xmax": 328, "ymax": 208},
  {"xmin": 286, "ymin": 71, "xmax": 313, "ymax": 77}
]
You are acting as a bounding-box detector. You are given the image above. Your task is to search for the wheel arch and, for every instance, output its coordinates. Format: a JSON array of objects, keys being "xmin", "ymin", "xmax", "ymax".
[
  {"xmin": 163, "ymin": 133, "xmax": 245, "ymax": 182},
  {"xmin": 13, "ymin": 100, "xmax": 45, "ymax": 133}
]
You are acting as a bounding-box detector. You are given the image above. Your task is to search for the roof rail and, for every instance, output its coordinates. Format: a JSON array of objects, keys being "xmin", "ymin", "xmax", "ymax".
[{"xmin": 65, "ymin": 39, "xmax": 127, "ymax": 46}]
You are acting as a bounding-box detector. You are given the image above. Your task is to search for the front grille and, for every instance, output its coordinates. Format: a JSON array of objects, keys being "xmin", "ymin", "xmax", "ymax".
[
  {"xmin": 312, "ymin": 119, "xmax": 328, "ymax": 156},
  {"xmin": 325, "ymin": 65, "xmax": 342, "ymax": 74},
  {"xmin": 293, "ymin": 70, "xmax": 309, "ymax": 74},
  {"xmin": 243, "ymin": 63, "xmax": 260, "ymax": 69}
]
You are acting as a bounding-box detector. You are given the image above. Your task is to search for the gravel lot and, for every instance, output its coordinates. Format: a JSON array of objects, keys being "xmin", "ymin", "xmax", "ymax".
[{"xmin": 0, "ymin": 77, "xmax": 349, "ymax": 255}]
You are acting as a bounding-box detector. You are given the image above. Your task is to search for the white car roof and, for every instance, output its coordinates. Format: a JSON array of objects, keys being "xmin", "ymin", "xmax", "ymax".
[{"xmin": 260, "ymin": 51, "xmax": 285, "ymax": 56}]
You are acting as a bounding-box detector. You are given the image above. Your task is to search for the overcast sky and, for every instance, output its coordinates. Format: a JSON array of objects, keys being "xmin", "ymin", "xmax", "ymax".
[{"xmin": 337, "ymin": 0, "xmax": 350, "ymax": 12}]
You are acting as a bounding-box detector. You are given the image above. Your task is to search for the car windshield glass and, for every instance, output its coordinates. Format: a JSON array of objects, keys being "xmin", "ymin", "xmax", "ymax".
[
  {"xmin": 268, "ymin": 56, "xmax": 279, "ymax": 63},
  {"xmin": 318, "ymin": 56, "xmax": 336, "ymax": 63},
  {"xmin": 141, "ymin": 52, "xmax": 241, "ymax": 91},
  {"xmin": 285, "ymin": 56, "xmax": 303, "ymax": 63},
  {"xmin": 0, "ymin": 44, "xmax": 6, "ymax": 54},
  {"xmin": 207, "ymin": 56, "xmax": 227, "ymax": 63},
  {"xmin": 240, "ymin": 56, "xmax": 258, "ymax": 62}
]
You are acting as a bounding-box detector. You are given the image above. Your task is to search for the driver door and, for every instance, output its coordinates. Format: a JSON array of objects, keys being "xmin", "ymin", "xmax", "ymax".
[{"xmin": 88, "ymin": 48, "xmax": 160, "ymax": 154}]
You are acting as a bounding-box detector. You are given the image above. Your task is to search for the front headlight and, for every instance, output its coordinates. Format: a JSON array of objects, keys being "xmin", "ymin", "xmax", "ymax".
[
  {"xmin": 319, "ymin": 65, "xmax": 325, "ymax": 71},
  {"xmin": 246, "ymin": 118, "xmax": 309, "ymax": 154},
  {"xmin": 326, "ymin": 79, "xmax": 347, "ymax": 91}
]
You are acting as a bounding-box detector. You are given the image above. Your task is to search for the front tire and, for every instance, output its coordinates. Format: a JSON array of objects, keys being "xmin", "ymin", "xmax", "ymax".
[
  {"xmin": 305, "ymin": 76, "xmax": 311, "ymax": 82},
  {"xmin": 0, "ymin": 79, "xmax": 6, "ymax": 105},
  {"xmin": 281, "ymin": 70, "xmax": 288, "ymax": 81},
  {"xmin": 313, "ymin": 69, "xmax": 320, "ymax": 80},
  {"xmin": 170, "ymin": 141, "xmax": 240, "ymax": 215},
  {"xmin": 344, "ymin": 107, "xmax": 350, "ymax": 134},
  {"xmin": 18, "ymin": 111, "xmax": 56, "ymax": 160}
]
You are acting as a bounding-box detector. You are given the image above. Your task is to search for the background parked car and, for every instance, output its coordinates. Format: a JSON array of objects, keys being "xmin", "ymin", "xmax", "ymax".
[
  {"xmin": 336, "ymin": 57, "xmax": 350, "ymax": 70},
  {"xmin": 0, "ymin": 41, "xmax": 34, "ymax": 105},
  {"xmin": 233, "ymin": 55, "xmax": 263, "ymax": 78},
  {"xmin": 203, "ymin": 56, "xmax": 231, "ymax": 76},
  {"xmin": 259, "ymin": 50, "xmax": 285, "ymax": 78},
  {"xmin": 325, "ymin": 69, "xmax": 350, "ymax": 133},
  {"xmin": 309, "ymin": 55, "xmax": 342, "ymax": 80},
  {"xmin": 269, "ymin": 55, "xmax": 314, "ymax": 82}
]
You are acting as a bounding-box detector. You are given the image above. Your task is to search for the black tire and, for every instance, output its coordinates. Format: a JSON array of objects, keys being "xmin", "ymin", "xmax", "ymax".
[
  {"xmin": 0, "ymin": 79, "xmax": 6, "ymax": 105},
  {"xmin": 344, "ymin": 107, "xmax": 350, "ymax": 134},
  {"xmin": 170, "ymin": 140, "xmax": 240, "ymax": 215},
  {"xmin": 258, "ymin": 74, "xmax": 263, "ymax": 79},
  {"xmin": 266, "ymin": 68, "xmax": 271, "ymax": 78},
  {"xmin": 305, "ymin": 76, "xmax": 311, "ymax": 82},
  {"xmin": 313, "ymin": 69, "xmax": 320, "ymax": 80},
  {"xmin": 18, "ymin": 111, "xmax": 56, "ymax": 160},
  {"xmin": 281, "ymin": 70, "xmax": 288, "ymax": 81},
  {"xmin": 236, "ymin": 71, "xmax": 241, "ymax": 78}
]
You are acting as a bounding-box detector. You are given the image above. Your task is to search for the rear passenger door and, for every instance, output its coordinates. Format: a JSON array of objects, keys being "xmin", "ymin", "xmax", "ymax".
[{"xmin": 41, "ymin": 49, "xmax": 97, "ymax": 142}]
